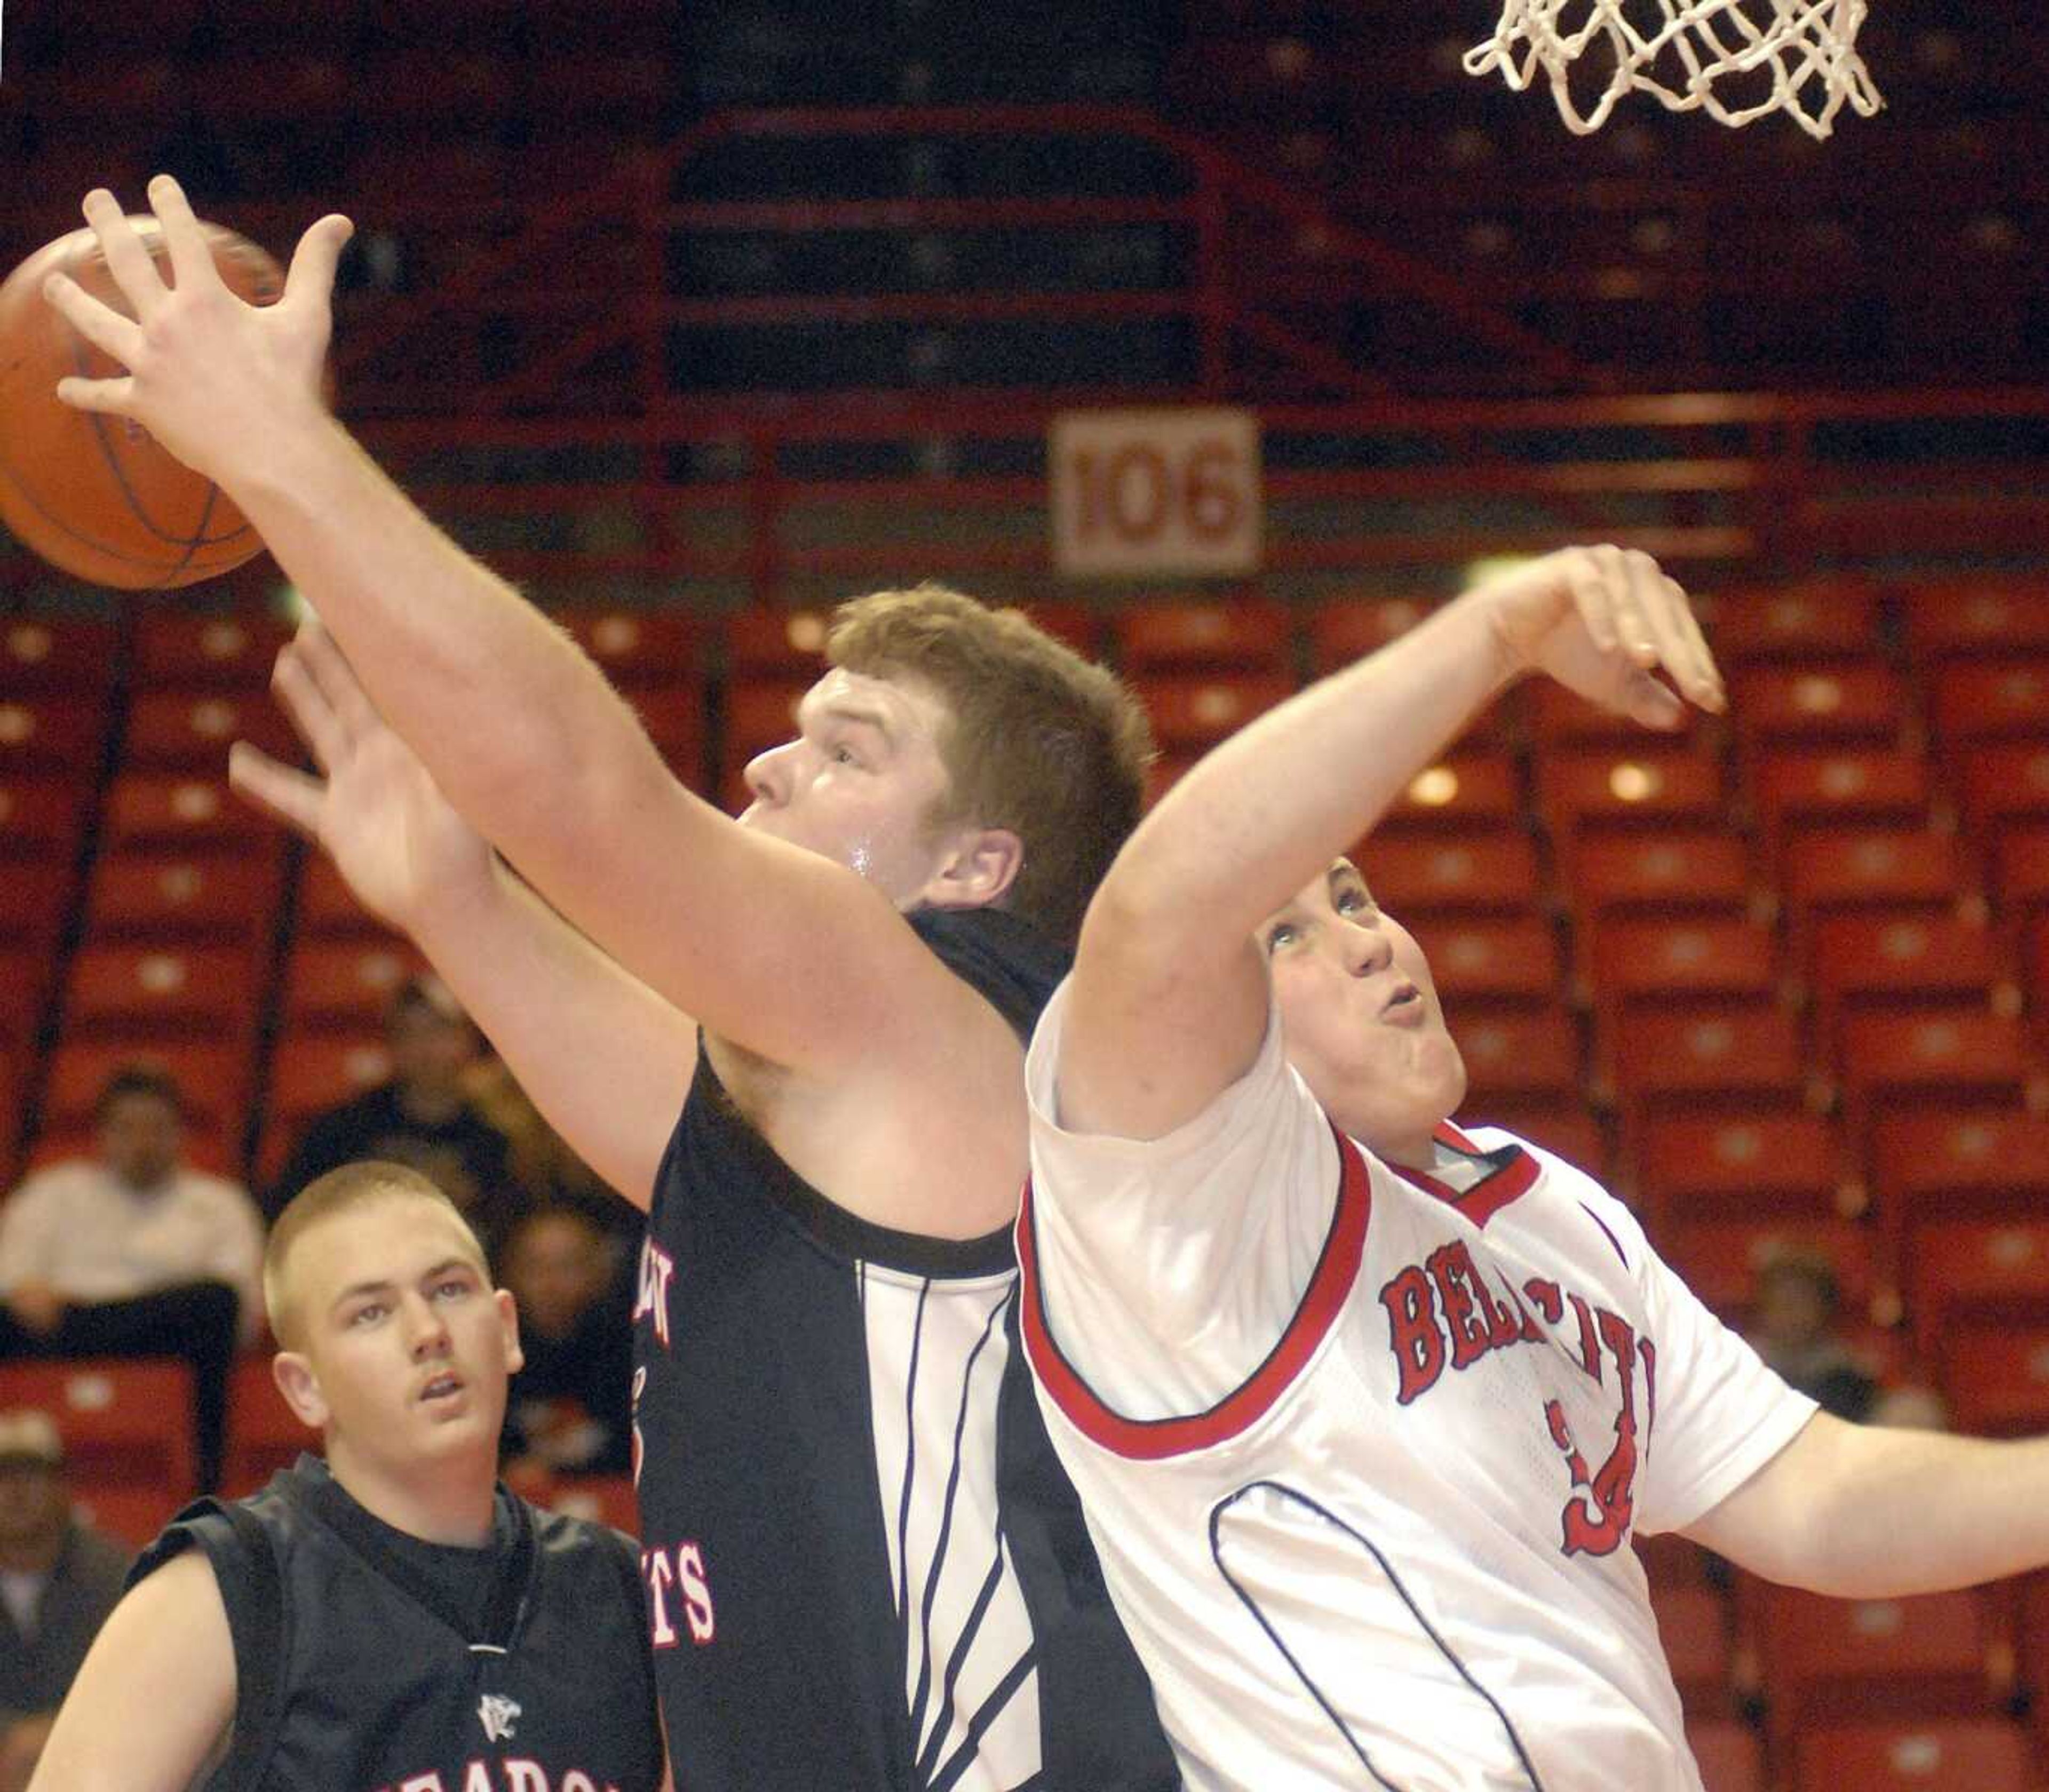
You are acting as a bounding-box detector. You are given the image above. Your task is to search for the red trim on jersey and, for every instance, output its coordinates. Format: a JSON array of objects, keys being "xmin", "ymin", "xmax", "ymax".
[
  {"xmin": 1388, "ymin": 1122, "xmax": 1539, "ymax": 1230},
  {"xmin": 1017, "ymin": 1122, "xmax": 1371, "ymax": 1461}
]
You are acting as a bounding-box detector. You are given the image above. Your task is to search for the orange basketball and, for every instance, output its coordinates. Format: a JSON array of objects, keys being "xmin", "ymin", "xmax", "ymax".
[{"xmin": 0, "ymin": 216, "xmax": 283, "ymax": 590}]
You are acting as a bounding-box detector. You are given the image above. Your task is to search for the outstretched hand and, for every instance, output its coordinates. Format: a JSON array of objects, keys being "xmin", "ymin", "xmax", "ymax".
[
  {"xmin": 42, "ymin": 174, "xmax": 352, "ymax": 489},
  {"xmin": 1477, "ymin": 545, "xmax": 1725, "ymax": 730},
  {"xmin": 229, "ymin": 617, "xmax": 496, "ymax": 935}
]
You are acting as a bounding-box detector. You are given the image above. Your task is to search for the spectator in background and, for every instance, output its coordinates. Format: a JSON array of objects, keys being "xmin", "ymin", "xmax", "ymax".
[
  {"xmin": 0, "ymin": 1069, "xmax": 264, "ymax": 1493},
  {"xmin": 271, "ymin": 975, "xmax": 525, "ymax": 1256},
  {"xmin": 1747, "ymin": 1250, "xmax": 1949, "ymax": 1428},
  {"xmin": 0, "ymin": 1411, "xmax": 131, "ymax": 1792},
  {"xmin": 499, "ymin": 1207, "xmax": 633, "ymax": 1478},
  {"xmin": 464, "ymin": 1056, "xmax": 642, "ymax": 1249}
]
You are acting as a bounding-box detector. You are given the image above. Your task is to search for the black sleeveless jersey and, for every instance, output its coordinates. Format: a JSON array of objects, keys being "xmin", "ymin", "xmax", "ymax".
[
  {"xmin": 132, "ymin": 1454, "xmax": 664, "ymax": 1792},
  {"xmin": 631, "ymin": 907, "xmax": 1178, "ymax": 1792}
]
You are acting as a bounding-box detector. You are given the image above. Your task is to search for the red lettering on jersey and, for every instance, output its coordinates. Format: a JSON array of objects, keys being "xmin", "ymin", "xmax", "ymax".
[
  {"xmin": 1566, "ymin": 1292, "xmax": 1603, "ymax": 1384},
  {"xmin": 1478, "ymin": 1271, "xmax": 1524, "ymax": 1350},
  {"xmin": 1522, "ymin": 1276, "xmax": 1563, "ymax": 1325},
  {"xmin": 399, "ymin": 1775, "xmax": 448, "ymax": 1792},
  {"xmin": 563, "ymin": 1773, "xmax": 598, "ymax": 1792},
  {"xmin": 1502, "ymin": 1276, "xmax": 1546, "ymax": 1343},
  {"xmin": 1380, "ymin": 1266, "xmax": 1446, "ymax": 1403},
  {"xmin": 462, "ymin": 1764, "xmax": 492, "ymax": 1792},
  {"xmin": 632, "ymin": 1241, "xmax": 676, "ymax": 1350},
  {"xmin": 1425, "ymin": 1243, "xmax": 1492, "ymax": 1369},
  {"xmin": 677, "ymin": 1541, "xmax": 717, "ymax": 1645},
  {"xmin": 503, "ymin": 1764, "xmax": 547, "ymax": 1792},
  {"xmin": 1641, "ymin": 1337, "xmax": 1659, "ymax": 1441},
  {"xmin": 1545, "ymin": 1308, "xmax": 1642, "ymax": 1558}
]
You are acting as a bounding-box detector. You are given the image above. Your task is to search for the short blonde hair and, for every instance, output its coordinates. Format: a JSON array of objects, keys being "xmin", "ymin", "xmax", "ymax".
[
  {"xmin": 828, "ymin": 584, "xmax": 1154, "ymax": 947},
  {"xmin": 265, "ymin": 1161, "xmax": 486, "ymax": 1349}
]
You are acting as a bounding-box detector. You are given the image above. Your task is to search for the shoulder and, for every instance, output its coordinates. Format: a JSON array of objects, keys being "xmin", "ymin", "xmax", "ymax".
[
  {"xmin": 4, "ymin": 1161, "xmax": 89, "ymax": 1206},
  {"xmin": 523, "ymin": 1504, "xmax": 644, "ymax": 1603},
  {"xmin": 178, "ymin": 1167, "xmax": 258, "ymax": 1206}
]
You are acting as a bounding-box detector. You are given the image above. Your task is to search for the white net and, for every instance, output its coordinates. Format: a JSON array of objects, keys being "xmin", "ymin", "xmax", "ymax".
[{"xmin": 1464, "ymin": 0, "xmax": 1884, "ymax": 139}]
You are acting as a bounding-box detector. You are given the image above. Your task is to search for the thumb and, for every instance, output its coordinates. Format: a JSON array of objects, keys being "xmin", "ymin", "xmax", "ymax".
[{"xmin": 283, "ymin": 213, "xmax": 354, "ymax": 313}]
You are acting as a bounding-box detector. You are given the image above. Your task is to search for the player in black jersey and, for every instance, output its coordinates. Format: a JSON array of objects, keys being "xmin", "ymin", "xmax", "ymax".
[{"xmin": 27, "ymin": 1162, "xmax": 665, "ymax": 1792}]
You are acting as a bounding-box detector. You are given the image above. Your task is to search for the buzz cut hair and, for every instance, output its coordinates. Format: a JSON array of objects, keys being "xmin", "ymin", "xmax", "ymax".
[{"xmin": 264, "ymin": 1161, "xmax": 487, "ymax": 1349}]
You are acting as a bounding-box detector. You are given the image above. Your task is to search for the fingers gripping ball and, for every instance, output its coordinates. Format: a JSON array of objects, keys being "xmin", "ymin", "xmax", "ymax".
[{"xmin": 0, "ymin": 217, "xmax": 281, "ymax": 590}]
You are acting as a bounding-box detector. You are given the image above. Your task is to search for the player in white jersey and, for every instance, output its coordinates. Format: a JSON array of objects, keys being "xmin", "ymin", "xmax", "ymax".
[{"xmin": 1020, "ymin": 546, "xmax": 2049, "ymax": 1790}]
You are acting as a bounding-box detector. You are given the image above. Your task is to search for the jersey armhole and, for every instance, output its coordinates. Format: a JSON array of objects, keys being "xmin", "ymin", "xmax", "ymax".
[{"xmin": 163, "ymin": 1504, "xmax": 287, "ymax": 1792}]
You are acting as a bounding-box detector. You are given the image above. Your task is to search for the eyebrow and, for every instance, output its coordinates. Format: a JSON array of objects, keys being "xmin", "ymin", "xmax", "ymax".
[
  {"xmin": 328, "ymin": 1257, "xmax": 476, "ymax": 1316},
  {"xmin": 817, "ymin": 698, "xmax": 896, "ymax": 742}
]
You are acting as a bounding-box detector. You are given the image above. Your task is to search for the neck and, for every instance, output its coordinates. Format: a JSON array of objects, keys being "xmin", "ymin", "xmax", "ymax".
[
  {"xmin": 0, "ymin": 1529, "xmax": 65, "ymax": 1575},
  {"xmin": 324, "ymin": 1435, "xmax": 497, "ymax": 1547}
]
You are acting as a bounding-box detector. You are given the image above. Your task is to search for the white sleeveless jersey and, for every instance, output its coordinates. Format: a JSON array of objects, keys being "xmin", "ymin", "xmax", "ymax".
[{"xmin": 1019, "ymin": 982, "xmax": 1816, "ymax": 1792}]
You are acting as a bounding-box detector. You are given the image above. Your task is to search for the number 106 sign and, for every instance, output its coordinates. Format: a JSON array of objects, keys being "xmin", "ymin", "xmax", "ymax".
[{"xmin": 1049, "ymin": 408, "xmax": 1262, "ymax": 578}]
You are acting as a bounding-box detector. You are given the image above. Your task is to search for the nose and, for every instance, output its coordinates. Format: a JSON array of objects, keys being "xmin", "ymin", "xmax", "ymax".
[
  {"xmin": 407, "ymin": 1294, "xmax": 452, "ymax": 1361},
  {"xmin": 1337, "ymin": 914, "xmax": 1393, "ymax": 978},
  {"xmin": 743, "ymin": 739, "xmax": 798, "ymax": 808}
]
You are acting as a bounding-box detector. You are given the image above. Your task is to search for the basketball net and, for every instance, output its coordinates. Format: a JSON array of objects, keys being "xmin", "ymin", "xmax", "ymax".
[{"xmin": 1465, "ymin": 0, "xmax": 1884, "ymax": 139}]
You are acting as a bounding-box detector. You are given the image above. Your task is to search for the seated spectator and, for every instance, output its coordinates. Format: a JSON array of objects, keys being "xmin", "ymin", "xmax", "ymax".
[
  {"xmin": 0, "ymin": 1410, "xmax": 131, "ymax": 1792},
  {"xmin": 465, "ymin": 1056, "xmax": 643, "ymax": 1249},
  {"xmin": 499, "ymin": 1207, "xmax": 633, "ymax": 1477},
  {"xmin": 0, "ymin": 1069, "xmax": 264, "ymax": 1493},
  {"xmin": 270, "ymin": 975, "xmax": 525, "ymax": 1255},
  {"xmin": 1746, "ymin": 1250, "xmax": 1947, "ymax": 1427}
]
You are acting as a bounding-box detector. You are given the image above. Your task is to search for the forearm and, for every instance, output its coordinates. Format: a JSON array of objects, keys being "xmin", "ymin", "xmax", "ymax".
[
  {"xmin": 1095, "ymin": 591, "xmax": 1514, "ymax": 950},
  {"xmin": 230, "ymin": 417, "xmax": 675, "ymax": 879},
  {"xmin": 407, "ymin": 862, "xmax": 695, "ymax": 1208},
  {"xmin": 1698, "ymin": 1415, "xmax": 2049, "ymax": 1598}
]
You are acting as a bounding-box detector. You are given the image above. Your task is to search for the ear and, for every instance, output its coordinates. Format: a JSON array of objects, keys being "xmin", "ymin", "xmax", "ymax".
[
  {"xmin": 272, "ymin": 1351, "xmax": 329, "ymax": 1431},
  {"xmin": 495, "ymin": 1287, "xmax": 525, "ymax": 1377},
  {"xmin": 920, "ymin": 825, "xmax": 1024, "ymax": 912}
]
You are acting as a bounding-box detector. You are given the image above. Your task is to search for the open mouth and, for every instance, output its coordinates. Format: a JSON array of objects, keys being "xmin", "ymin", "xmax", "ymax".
[
  {"xmin": 1381, "ymin": 983, "xmax": 1424, "ymax": 1020},
  {"xmin": 420, "ymin": 1372, "xmax": 464, "ymax": 1404}
]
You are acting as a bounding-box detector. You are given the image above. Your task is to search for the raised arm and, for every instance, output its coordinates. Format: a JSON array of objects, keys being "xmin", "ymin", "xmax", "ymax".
[
  {"xmin": 231, "ymin": 622, "xmax": 694, "ymax": 1210},
  {"xmin": 1686, "ymin": 1413, "xmax": 2049, "ymax": 1598},
  {"xmin": 1059, "ymin": 547, "xmax": 1724, "ymax": 1141},
  {"xmin": 28, "ymin": 1550, "xmax": 235, "ymax": 1792},
  {"xmin": 45, "ymin": 180, "xmax": 980, "ymax": 1086}
]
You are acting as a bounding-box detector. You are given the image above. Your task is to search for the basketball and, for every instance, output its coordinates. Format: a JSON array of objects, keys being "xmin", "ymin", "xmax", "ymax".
[{"xmin": 0, "ymin": 216, "xmax": 283, "ymax": 590}]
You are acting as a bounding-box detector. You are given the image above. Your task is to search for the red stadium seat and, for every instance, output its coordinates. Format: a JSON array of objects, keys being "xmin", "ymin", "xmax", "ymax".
[
  {"xmin": 1706, "ymin": 579, "xmax": 1880, "ymax": 664},
  {"xmin": 1380, "ymin": 752, "xmax": 1522, "ymax": 833},
  {"xmin": 1357, "ymin": 831, "xmax": 1543, "ymax": 917},
  {"xmin": 1940, "ymin": 1328, "xmax": 2049, "ymax": 1436},
  {"xmin": 1995, "ymin": 826, "xmax": 2049, "ymax": 925},
  {"xmin": 1752, "ymin": 749, "xmax": 1933, "ymax": 857},
  {"xmin": 69, "ymin": 1484, "xmax": 184, "ymax": 1552},
  {"xmin": 1590, "ymin": 918, "xmax": 1782, "ymax": 1008},
  {"xmin": 1562, "ymin": 829, "xmax": 1753, "ymax": 932},
  {"xmin": 1134, "ymin": 672, "xmax": 1294, "ymax": 752},
  {"xmin": 1781, "ymin": 831, "xmax": 1966, "ymax": 939},
  {"xmin": 719, "ymin": 679, "xmax": 810, "ymax": 811},
  {"xmin": 1537, "ymin": 748, "xmax": 1726, "ymax": 840},
  {"xmin": 1462, "ymin": 1102, "xmax": 1607, "ymax": 1178},
  {"xmin": 1931, "ymin": 660, "xmax": 2049, "ymax": 752},
  {"xmin": 1730, "ymin": 661, "xmax": 1909, "ymax": 751},
  {"xmin": 122, "ymin": 688, "xmax": 299, "ymax": 769},
  {"xmin": 221, "ymin": 1355, "xmax": 311, "ymax": 1498},
  {"xmin": 259, "ymin": 1033, "xmax": 394, "ymax": 1184},
  {"xmin": 1307, "ymin": 596, "xmax": 1435, "ymax": 673},
  {"xmin": 1455, "ymin": 1009, "xmax": 1582, "ymax": 1104},
  {"xmin": 1407, "ymin": 917, "xmax": 1561, "ymax": 1005},
  {"xmin": 83, "ymin": 846, "xmax": 286, "ymax": 942},
  {"xmin": 0, "ymin": 1360, "xmax": 197, "ymax": 1500},
  {"xmin": 1899, "ymin": 579, "xmax": 2049, "ymax": 663},
  {"xmin": 1114, "ymin": 595, "xmax": 1291, "ymax": 672},
  {"xmin": 1870, "ymin": 1111, "xmax": 2049, "ymax": 1229},
  {"xmin": 1662, "ymin": 1217, "xmax": 1876, "ymax": 1325},
  {"xmin": 0, "ymin": 858, "xmax": 73, "ymax": 949},
  {"xmin": 1790, "ymin": 1720, "xmax": 2034, "ymax": 1792},
  {"xmin": 1527, "ymin": 681, "xmax": 1668, "ymax": 751},
  {"xmin": 559, "ymin": 609, "xmax": 700, "ymax": 684},
  {"xmin": 1634, "ymin": 1111, "xmax": 1847, "ymax": 1229},
  {"xmin": 1835, "ymin": 1008, "xmax": 2037, "ymax": 1141},
  {"xmin": 1959, "ymin": 745, "xmax": 2049, "ymax": 843},
  {"xmin": 620, "ymin": 680, "xmax": 708, "ymax": 790},
  {"xmin": 723, "ymin": 610, "xmax": 831, "ymax": 678},
  {"xmin": 0, "ymin": 776, "xmax": 88, "ymax": 859},
  {"xmin": 1909, "ymin": 1222, "xmax": 2049, "ymax": 1356},
  {"xmin": 0, "ymin": 618, "xmax": 122, "ymax": 693},
  {"xmin": 1806, "ymin": 912, "xmax": 2006, "ymax": 1050},
  {"xmin": 1752, "ymin": 1581, "xmax": 2004, "ymax": 1741},
  {"xmin": 1685, "ymin": 1717, "xmax": 1765, "ymax": 1792},
  {"xmin": 1639, "ymin": 1532, "xmax": 1720, "ymax": 1590},
  {"xmin": 0, "ymin": 944, "xmax": 54, "ymax": 1055},
  {"xmin": 280, "ymin": 939, "xmax": 429, "ymax": 1031},
  {"xmin": 1650, "ymin": 1583, "xmax": 1735, "ymax": 1714},
  {"xmin": 0, "ymin": 692, "xmax": 109, "ymax": 775},
  {"xmin": 61, "ymin": 943, "xmax": 264, "ymax": 1038},
  {"xmin": 1606, "ymin": 999, "xmax": 1808, "ymax": 1120},
  {"xmin": 101, "ymin": 773, "xmax": 270, "ymax": 851},
  {"xmin": 132, "ymin": 612, "xmax": 291, "ymax": 689}
]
